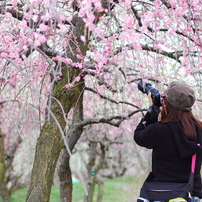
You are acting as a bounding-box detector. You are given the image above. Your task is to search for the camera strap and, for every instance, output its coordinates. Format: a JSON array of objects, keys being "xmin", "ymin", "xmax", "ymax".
[{"xmin": 191, "ymin": 153, "xmax": 197, "ymax": 174}]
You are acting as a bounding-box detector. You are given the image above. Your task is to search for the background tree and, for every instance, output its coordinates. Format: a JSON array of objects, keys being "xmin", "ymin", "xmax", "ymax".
[{"xmin": 0, "ymin": 0, "xmax": 202, "ymax": 202}]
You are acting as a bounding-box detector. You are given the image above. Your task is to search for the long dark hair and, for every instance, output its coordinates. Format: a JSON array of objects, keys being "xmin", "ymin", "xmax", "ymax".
[{"xmin": 160, "ymin": 97, "xmax": 202, "ymax": 140}]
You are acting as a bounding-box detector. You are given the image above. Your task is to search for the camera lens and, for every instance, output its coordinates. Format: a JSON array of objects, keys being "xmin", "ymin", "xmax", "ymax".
[{"xmin": 138, "ymin": 80, "xmax": 161, "ymax": 107}]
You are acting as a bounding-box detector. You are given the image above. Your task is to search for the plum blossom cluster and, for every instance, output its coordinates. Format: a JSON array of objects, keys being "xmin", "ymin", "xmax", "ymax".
[{"xmin": 0, "ymin": 0, "xmax": 201, "ymax": 145}]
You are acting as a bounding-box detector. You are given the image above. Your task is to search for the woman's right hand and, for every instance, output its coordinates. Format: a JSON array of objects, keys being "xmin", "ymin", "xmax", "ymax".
[{"xmin": 148, "ymin": 92, "xmax": 153, "ymax": 106}]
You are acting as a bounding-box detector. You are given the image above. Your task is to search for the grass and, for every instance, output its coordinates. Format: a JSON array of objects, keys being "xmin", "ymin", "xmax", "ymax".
[{"xmin": 0, "ymin": 176, "xmax": 142, "ymax": 202}]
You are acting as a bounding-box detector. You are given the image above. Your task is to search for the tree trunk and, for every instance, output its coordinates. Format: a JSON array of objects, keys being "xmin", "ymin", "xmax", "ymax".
[
  {"xmin": 0, "ymin": 131, "xmax": 10, "ymax": 202},
  {"xmin": 84, "ymin": 142, "xmax": 106, "ymax": 202},
  {"xmin": 26, "ymin": 68, "xmax": 84, "ymax": 202},
  {"xmin": 26, "ymin": 122, "xmax": 64, "ymax": 201},
  {"xmin": 58, "ymin": 80, "xmax": 84, "ymax": 202},
  {"xmin": 96, "ymin": 178, "xmax": 103, "ymax": 202},
  {"xmin": 84, "ymin": 143, "xmax": 97, "ymax": 202},
  {"xmin": 58, "ymin": 124, "xmax": 84, "ymax": 202},
  {"xmin": 58, "ymin": 148, "xmax": 73, "ymax": 202}
]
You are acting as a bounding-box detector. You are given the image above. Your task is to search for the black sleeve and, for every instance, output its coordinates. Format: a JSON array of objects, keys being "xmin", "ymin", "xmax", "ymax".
[
  {"xmin": 150, "ymin": 105, "xmax": 160, "ymax": 123},
  {"xmin": 133, "ymin": 106, "xmax": 160, "ymax": 149}
]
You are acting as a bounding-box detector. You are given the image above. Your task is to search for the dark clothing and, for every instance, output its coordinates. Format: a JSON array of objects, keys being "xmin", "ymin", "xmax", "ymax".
[{"xmin": 134, "ymin": 112, "xmax": 202, "ymax": 198}]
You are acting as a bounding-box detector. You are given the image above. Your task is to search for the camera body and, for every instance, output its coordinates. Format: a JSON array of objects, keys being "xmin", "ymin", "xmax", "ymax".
[{"xmin": 138, "ymin": 80, "xmax": 161, "ymax": 107}]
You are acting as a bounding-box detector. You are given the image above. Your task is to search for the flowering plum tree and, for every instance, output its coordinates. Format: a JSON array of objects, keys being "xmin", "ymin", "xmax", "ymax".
[{"xmin": 0, "ymin": 0, "xmax": 202, "ymax": 202}]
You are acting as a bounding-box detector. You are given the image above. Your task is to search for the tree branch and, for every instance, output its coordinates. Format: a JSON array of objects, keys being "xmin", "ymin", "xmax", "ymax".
[
  {"xmin": 115, "ymin": 44, "xmax": 183, "ymax": 62},
  {"xmin": 77, "ymin": 108, "xmax": 145, "ymax": 128},
  {"xmin": 131, "ymin": 5, "xmax": 142, "ymax": 27},
  {"xmin": 142, "ymin": 44, "xmax": 183, "ymax": 62},
  {"xmin": 85, "ymin": 87, "xmax": 141, "ymax": 109}
]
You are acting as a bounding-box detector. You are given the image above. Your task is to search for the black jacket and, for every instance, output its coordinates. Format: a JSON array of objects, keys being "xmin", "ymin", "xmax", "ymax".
[{"xmin": 134, "ymin": 112, "xmax": 202, "ymax": 198}]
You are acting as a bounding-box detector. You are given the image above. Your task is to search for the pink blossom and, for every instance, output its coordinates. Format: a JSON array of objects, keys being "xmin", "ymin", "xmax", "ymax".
[
  {"xmin": 56, "ymin": 76, "xmax": 61, "ymax": 80},
  {"xmin": 80, "ymin": 35, "xmax": 86, "ymax": 42},
  {"xmin": 19, "ymin": 20, "xmax": 28, "ymax": 29},
  {"xmin": 0, "ymin": 98, "xmax": 7, "ymax": 103},
  {"xmin": 64, "ymin": 58, "xmax": 73, "ymax": 64},
  {"xmin": 11, "ymin": 1, "xmax": 18, "ymax": 7},
  {"xmin": 22, "ymin": 45, "xmax": 28, "ymax": 51},
  {"xmin": 34, "ymin": 33, "xmax": 47, "ymax": 46},
  {"xmin": 65, "ymin": 83, "xmax": 73, "ymax": 89},
  {"xmin": 41, "ymin": 13, "xmax": 51, "ymax": 21},
  {"xmin": 30, "ymin": 0, "xmax": 42, "ymax": 5},
  {"xmin": 10, "ymin": 74, "xmax": 18, "ymax": 87},
  {"xmin": 74, "ymin": 62, "xmax": 83, "ymax": 69},
  {"xmin": 184, "ymin": 67, "xmax": 192, "ymax": 77},
  {"xmin": 75, "ymin": 76, "xmax": 80, "ymax": 82},
  {"xmin": 0, "ymin": 52, "xmax": 8, "ymax": 58},
  {"xmin": 32, "ymin": 15, "xmax": 38, "ymax": 22},
  {"xmin": 58, "ymin": 24, "xmax": 69, "ymax": 33},
  {"xmin": 39, "ymin": 24, "xmax": 50, "ymax": 32},
  {"xmin": 43, "ymin": 0, "xmax": 50, "ymax": 8},
  {"xmin": 59, "ymin": 15, "xmax": 67, "ymax": 22},
  {"xmin": 167, "ymin": 27, "xmax": 175, "ymax": 35},
  {"xmin": 76, "ymin": 54, "xmax": 84, "ymax": 59},
  {"xmin": 94, "ymin": 2, "xmax": 104, "ymax": 12},
  {"xmin": 99, "ymin": 16, "xmax": 104, "ymax": 21},
  {"xmin": 84, "ymin": 20, "xmax": 96, "ymax": 31},
  {"xmin": 113, "ymin": 34, "xmax": 118, "ymax": 39},
  {"xmin": 5, "ymin": 12, "xmax": 12, "ymax": 19},
  {"xmin": 38, "ymin": 103, "xmax": 46, "ymax": 110},
  {"xmin": 123, "ymin": 15, "xmax": 134, "ymax": 28}
]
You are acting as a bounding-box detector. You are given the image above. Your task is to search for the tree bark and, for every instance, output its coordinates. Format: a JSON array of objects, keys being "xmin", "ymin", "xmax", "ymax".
[
  {"xmin": 58, "ymin": 79, "xmax": 84, "ymax": 202},
  {"xmin": 27, "ymin": 71, "xmax": 84, "ymax": 201},
  {"xmin": 58, "ymin": 148, "xmax": 73, "ymax": 202},
  {"xmin": 26, "ymin": 68, "xmax": 84, "ymax": 202},
  {"xmin": 0, "ymin": 128, "xmax": 25, "ymax": 201},
  {"xmin": 26, "ymin": 121, "xmax": 64, "ymax": 202},
  {"xmin": 0, "ymin": 131, "xmax": 10, "ymax": 202},
  {"xmin": 96, "ymin": 178, "xmax": 103, "ymax": 202},
  {"xmin": 84, "ymin": 142, "xmax": 105, "ymax": 202},
  {"xmin": 58, "ymin": 106, "xmax": 84, "ymax": 202},
  {"xmin": 58, "ymin": 124, "xmax": 84, "ymax": 202},
  {"xmin": 84, "ymin": 143, "xmax": 97, "ymax": 202}
]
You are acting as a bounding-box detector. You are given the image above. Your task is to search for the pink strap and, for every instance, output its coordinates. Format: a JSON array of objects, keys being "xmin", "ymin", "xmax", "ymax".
[{"xmin": 191, "ymin": 154, "xmax": 197, "ymax": 173}]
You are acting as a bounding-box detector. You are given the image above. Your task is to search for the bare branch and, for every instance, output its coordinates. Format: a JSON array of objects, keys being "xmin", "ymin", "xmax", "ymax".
[
  {"xmin": 78, "ymin": 108, "xmax": 145, "ymax": 128},
  {"xmin": 6, "ymin": 135, "xmax": 22, "ymax": 169},
  {"xmin": 39, "ymin": 43, "xmax": 60, "ymax": 58},
  {"xmin": 128, "ymin": 77, "xmax": 161, "ymax": 85},
  {"xmin": 85, "ymin": 87, "xmax": 141, "ymax": 108},
  {"xmin": 142, "ymin": 44, "xmax": 183, "ymax": 62},
  {"xmin": 131, "ymin": 5, "xmax": 142, "ymax": 27},
  {"xmin": 160, "ymin": 0, "xmax": 172, "ymax": 9},
  {"xmin": 115, "ymin": 44, "xmax": 183, "ymax": 62}
]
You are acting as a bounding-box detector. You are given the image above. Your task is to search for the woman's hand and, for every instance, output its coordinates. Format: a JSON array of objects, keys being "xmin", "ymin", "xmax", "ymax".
[
  {"xmin": 148, "ymin": 92, "xmax": 162, "ymax": 121},
  {"xmin": 158, "ymin": 111, "xmax": 162, "ymax": 121},
  {"xmin": 148, "ymin": 92, "xmax": 153, "ymax": 106}
]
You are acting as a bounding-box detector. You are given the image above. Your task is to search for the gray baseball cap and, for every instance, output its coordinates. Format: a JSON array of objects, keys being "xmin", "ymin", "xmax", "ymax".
[{"xmin": 164, "ymin": 81, "xmax": 196, "ymax": 111}]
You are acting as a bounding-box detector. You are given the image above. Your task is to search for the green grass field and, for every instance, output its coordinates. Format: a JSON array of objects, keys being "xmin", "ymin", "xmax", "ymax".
[{"xmin": 0, "ymin": 176, "xmax": 142, "ymax": 202}]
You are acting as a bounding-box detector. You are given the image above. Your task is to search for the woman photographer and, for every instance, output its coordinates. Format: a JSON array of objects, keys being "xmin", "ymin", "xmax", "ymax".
[{"xmin": 134, "ymin": 81, "xmax": 202, "ymax": 202}]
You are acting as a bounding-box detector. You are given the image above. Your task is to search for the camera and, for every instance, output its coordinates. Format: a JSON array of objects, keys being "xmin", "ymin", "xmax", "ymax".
[{"xmin": 138, "ymin": 80, "xmax": 161, "ymax": 107}]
